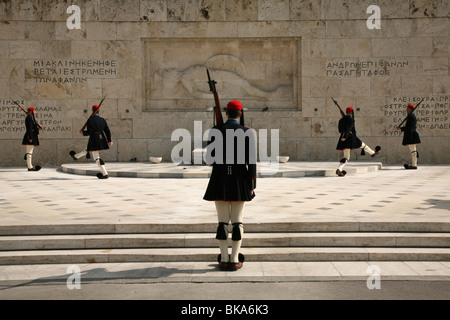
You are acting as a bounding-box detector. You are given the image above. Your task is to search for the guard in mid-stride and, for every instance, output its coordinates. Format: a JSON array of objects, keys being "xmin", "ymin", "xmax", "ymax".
[
  {"xmin": 398, "ymin": 104, "xmax": 421, "ymax": 170},
  {"xmin": 69, "ymin": 105, "xmax": 112, "ymax": 179},
  {"xmin": 336, "ymin": 107, "xmax": 381, "ymax": 177},
  {"xmin": 203, "ymin": 100, "xmax": 257, "ymax": 272},
  {"xmin": 22, "ymin": 107, "xmax": 42, "ymax": 171}
]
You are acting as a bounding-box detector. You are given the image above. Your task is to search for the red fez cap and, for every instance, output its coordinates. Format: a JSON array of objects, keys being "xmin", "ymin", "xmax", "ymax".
[
  {"xmin": 27, "ymin": 107, "xmax": 35, "ymax": 112},
  {"xmin": 346, "ymin": 107, "xmax": 354, "ymax": 113},
  {"xmin": 407, "ymin": 104, "xmax": 415, "ymax": 109},
  {"xmin": 227, "ymin": 100, "xmax": 243, "ymax": 111},
  {"xmin": 92, "ymin": 105, "xmax": 99, "ymax": 111}
]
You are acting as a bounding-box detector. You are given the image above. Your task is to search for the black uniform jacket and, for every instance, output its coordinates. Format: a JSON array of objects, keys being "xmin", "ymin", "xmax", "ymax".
[
  {"xmin": 401, "ymin": 113, "xmax": 421, "ymax": 146},
  {"xmin": 336, "ymin": 115, "xmax": 362, "ymax": 150},
  {"xmin": 203, "ymin": 120, "xmax": 257, "ymax": 202},
  {"xmin": 83, "ymin": 115, "xmax": 112, "ymax": 152},
  {"xmin": 22, "ymin": 114, "xmax": 40, "ymax": 146}
]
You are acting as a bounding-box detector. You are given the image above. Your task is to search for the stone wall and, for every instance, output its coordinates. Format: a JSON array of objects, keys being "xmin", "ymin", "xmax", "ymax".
[{"xmin": 0, "ymin": 0, "xmax": 449, "ymax": 166}]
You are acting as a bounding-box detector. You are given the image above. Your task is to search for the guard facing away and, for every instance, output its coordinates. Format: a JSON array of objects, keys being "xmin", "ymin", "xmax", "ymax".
[
  {"xmin": 336, "ymin": 107, "xmax": 381, "ymax": 177},
  {"xmin": 398, "ymin": 104, "xmax": 421, "ymax": 170},
  {"xmin": 203, "ymin": 100, "xmax": 257, "ymax": 272},
  {"xmin": 69, "ymin": 105, "xmax": 113, "ymax": 179},
  {"xmin": 22, "ymin": 107, "xmax": 42, "ymax": 172}
]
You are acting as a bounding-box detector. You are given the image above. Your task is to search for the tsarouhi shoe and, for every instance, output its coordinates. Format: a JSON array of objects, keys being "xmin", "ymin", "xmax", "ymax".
[
  {"xmin": 96, "ymin": 173, "xmax": 109, "ymax": 179},
  {"xmin": 404, "ymin": 164, "xmax": 417, "ymax": 170},
  {"xmin": 28, "ymin": 165, "xmax": 41, "ymax": 172},
  {"xmin": 229, "ymin": 253, "xmax": 245, "ymax": 271},
  {"xmin": 218, "ymin": 261, "xmax": 229, "ymax": 271},
  {"xmin": 217, "ymin": 254, "xmax": 230, "ymax": 271},
  {"xmin": 336, "ymin": 169, "xmax": 347, "ymax": 177},
  {"xmin": 228, "ymin": 261, "xmax": 243, "ymax": 271},
  {"xmin": 371, "ymin": 146, "xmax": 381, "ymax": 158},
  {"xmin": 69, "ymin": 151, "xmax": 77, "ymax": 161}
]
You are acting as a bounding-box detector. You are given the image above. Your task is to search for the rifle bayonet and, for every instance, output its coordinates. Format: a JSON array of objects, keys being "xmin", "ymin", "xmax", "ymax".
[
  {"xmin": 331, "ymin": 97, "xmax": 346, "ymax": 118},
  {"xmin": 206, "ymin": 69, "xmax": 223, "ymax": 127}
]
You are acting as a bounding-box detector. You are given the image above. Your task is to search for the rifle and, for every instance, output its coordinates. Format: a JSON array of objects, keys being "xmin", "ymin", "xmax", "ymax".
[
  {"xmin": 13, "ymin": 100, "xmax": 43, "ymax": 129},
  {"xmin": 331, "ymin": 97, "xmax": 345, "ymax": 118},
  {"xmin": 397, "ymin": 97, "xmax": 425, "ymax": 129},
  {"xmin": 240, "ymin": 107, "xmax": 245, "ymax": 127},
  {"xmin": 207, "ymin": 69, "xmax": 224, "ymax": 127},
  {"xmin": 80, "ymin": 96, "xmax": 106, "ymax": 132}
]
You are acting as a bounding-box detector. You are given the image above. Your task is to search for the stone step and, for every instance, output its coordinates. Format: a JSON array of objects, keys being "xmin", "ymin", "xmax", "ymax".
[
  {"xmin": 0, "ymin": 247, "xmax": 449, "ymax": 265},
  {"xmin": 1, "ymin": 233, "xmax": 449, "ymax": 251},
  {"xmin": 1, "ymin": 221, "xmax": 450, "ymax": 235}
]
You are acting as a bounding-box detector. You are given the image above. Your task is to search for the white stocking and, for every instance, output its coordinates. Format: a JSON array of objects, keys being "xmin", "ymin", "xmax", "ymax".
[
  {"xmin": 338, "ymin": 149, "xmax": 351, "ymax": 171},
  {"xmin": 409, "ymin": 145, "xmax": 418, "ymax": 167},
  {"xmin": 230, "ymin": 202, "xmax": 245, "ymax": 263},
  {"xmin": 91, "ymin": 151, "xmax": 108, "ymax": 176},
  {"xmin": 215, "ymin": 201, "xmax": 231, "ymax": 262},
  {"xmin": 26, "ymin": 145, "xmax": 34, "ymax": 169},
  {"xmin": 360, "ymin": 142, "xmax": 375, "ymax": 156}
]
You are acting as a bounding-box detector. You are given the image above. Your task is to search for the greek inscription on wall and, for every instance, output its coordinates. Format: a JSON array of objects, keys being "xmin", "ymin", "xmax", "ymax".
[
  {"xmin": 28, "ymin": 60, "xmax": 117, "ymax": 83},
  {"xmin": 384, "ymin": 96, "xmax": 450, "ymax": 136},
  {"xmin": 0, "ymin": 99, "xmax": 71, "ymax": 136},
  {"xmin": 326, "ymin": 59, "xmax": 409, "ymax": 77}
]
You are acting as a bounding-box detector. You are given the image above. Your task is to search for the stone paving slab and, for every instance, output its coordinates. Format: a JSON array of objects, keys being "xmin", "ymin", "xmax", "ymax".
[{"xmin": 0, "ymin": 261, "xmax": 449, "ymax": 285}]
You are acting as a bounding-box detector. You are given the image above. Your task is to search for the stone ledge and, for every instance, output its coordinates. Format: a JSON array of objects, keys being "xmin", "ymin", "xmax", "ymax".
[
  {"xmin": 1, "ymin": 247, "xmax": 449, "ymax": 265},
  {"xmin": 1, "ymin": 232, "xmax": 448, "ymax": 250},
  {"xmin": 60, "ymin": 161, "xmax": 383, "ymax": 179},
  {"xmin": 2, "ymin": 221, "xmax": 450, "ymax": 236}
]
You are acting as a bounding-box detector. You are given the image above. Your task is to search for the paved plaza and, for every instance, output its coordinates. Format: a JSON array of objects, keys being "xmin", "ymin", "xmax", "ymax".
[
  {"xmin": 1, "ymin": 161, "xmax": 449, "ymax": 226},
  {"xmin": 0, "ymin": 162, "xmax": 449, "ymax": 286}
]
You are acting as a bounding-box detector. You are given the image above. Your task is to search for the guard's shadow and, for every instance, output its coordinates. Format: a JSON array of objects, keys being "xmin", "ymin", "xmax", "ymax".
[
  {"xmin": 0, "ymin": 263, "xmax": 220, "ymax": 291},
  {"xmin": 424, "ymin": 199, "xmax": 450, "ymax": 211}
]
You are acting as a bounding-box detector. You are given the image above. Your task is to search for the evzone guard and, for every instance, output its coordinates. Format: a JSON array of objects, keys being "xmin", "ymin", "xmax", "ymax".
[
  {"xmin": 22, "ymin": 106, "xmax": 42, "ymax": 171},
  {"xmin": 397, "ymin": 103, "xmax": 421, "ymax": 170},
  {"xmin": 204, "ymin": 69, "xmax": 256, "ymax": 271},
  {"xmin": 335, "ymin": 106, "xmax": 381, "ymax": 177},
  {"xmin": 69, "ymin": 104, "xmax": 112, "ymax": 179},
  {"xmin": 203, "ymin": 100, "xmax": 257, "ymax": 271}
]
